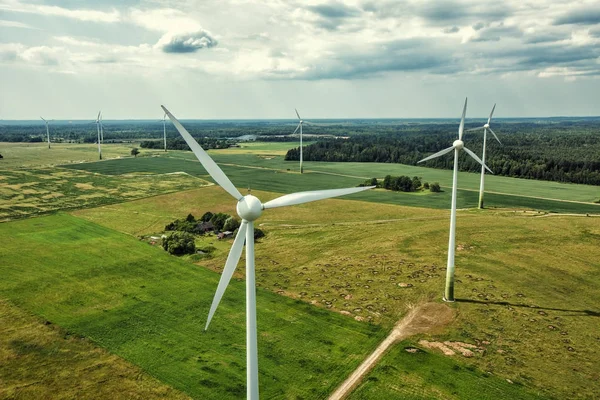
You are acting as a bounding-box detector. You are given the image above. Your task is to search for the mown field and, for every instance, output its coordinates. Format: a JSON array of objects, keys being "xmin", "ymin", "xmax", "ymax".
[{"xmin": 75, "ymin": 185, "xmax": 600, "ymax": 399}]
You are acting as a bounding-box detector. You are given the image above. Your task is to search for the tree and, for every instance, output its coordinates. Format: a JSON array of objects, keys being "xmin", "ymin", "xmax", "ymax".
[
  {"xmin": 430, "ymin": 182, "xmax": 441, "ymax": 192},
  {"xmin": 254, "ymin": 228, "xmax": 265, "ymax": 240},
  {"xmin": 200, "ymin": 211, "xmax": 214, "ymax": 222},
  {"xmin": 369, "ymin": 177, "xmax": 378, "ymax": 187},
  {"xmin": 423, "ymin": 182, "xmax": 430, "ymax": 190},
  {"xmin": 162, "ymin": 232, "xmax": 196, "ymax": 255},
  {"xmin": 131, "ymin": 148, "xmax": 140, "ymax": 157},
  {"xmin": 210, "ymin": 212, "xmax": 231, "ymax": 231},
  {"xmin": 382, "ymin": 175, "xmax": 391, "ymax": 190},
  {"xmin": 185, "ymin": 213, "xmax": 196, "ymax": 223},
  {"xmin": 223, "ymin": 216, "xmax": 241, "ymax": 232}
]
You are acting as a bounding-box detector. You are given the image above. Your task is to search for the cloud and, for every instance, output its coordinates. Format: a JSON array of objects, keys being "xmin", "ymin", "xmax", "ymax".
[
  {"xmin": 0, "ymin": 19, "xmax": 38, "ymax": 29},
  {"xmin": 444, "ymin": 26, "xmax": 460, "ymax": 33},
  {"xmin": 129, "ymin": 8, "xmax": 202, "ymax": 33},
  {"xmin": 590, "ymin": 27, "xmax": 600, "ymax": 38},
  {"xmin": 0, "ymin": 1, "xmax": 120, "ymax": 23},
  {"xmin": 554, "ymin": 7, "xmax": 600, "ymax": 25},
  {"xmin": 469, "ymin": 24, "xmax": 522, "ymax": 42},
  {"xmin": 415, "ymin": 1, "xmax": 512, "ymax": 24},
  {"xmin": 307, "ymin": 2, "xmax": 361, "ymax": 19},
  {"xmin": 156, "ymin": 30, "xmax": 218, "ymax": 53},
  {"xmin": 523, "ymin": 32, "xmax": 570, "ymax": 44},
  {"xmin": 0, "ymin": 43, "xmax": 63, "ymax": 66}
]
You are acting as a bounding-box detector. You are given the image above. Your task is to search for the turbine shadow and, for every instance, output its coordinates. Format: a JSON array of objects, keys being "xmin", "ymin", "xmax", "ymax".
[{"xmin": 455, "ymin": 298, "xmax": 600, "ymax": 317}]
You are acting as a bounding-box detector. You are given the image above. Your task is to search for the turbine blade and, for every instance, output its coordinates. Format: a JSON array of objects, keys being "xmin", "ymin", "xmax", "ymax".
[
  {"xmin": 465, "ymin": 126, "xmax": 484, "ymax": 132},
  {"xmin": 40, "ymin": 116, "xmax": 46, "ymax": 122},
  {"xmin": 463, "ymin": 147, "xmax": 493, "ymax": 174},
  {"xmin": 205, "ymin": 222, "xmax": 248, "ymax": 330},
  {"xmin": 488, "ymin": 127, "xmax": 502, "ymax": 145},
  {"xmin": 161, "ymin": 105, "xmax": 243, "ymax": 200},
  {"xmin": 487, "ymin": 104, "xmax": 496, "ymax": 125},
  {"xmin": 417, "ymin": 146, "xmax": 454, "ymax": 163},
  {"xmin": 263, "ymin": 186, "xmax": 374, "ymax": 209},
  {"xmin": 295, "ymin": 108, "xmax": 301, "ymax": 120},
  {"xmin": 293, "ymin": 123, "xmax": 301, "ymax": 135},
  {"xmin": 458, "ymin": 97, "xmax": 467, "ymax": 140},
  {"xmin": 97, "ymin": 111, "xmax": 101, "ymax": 121}
]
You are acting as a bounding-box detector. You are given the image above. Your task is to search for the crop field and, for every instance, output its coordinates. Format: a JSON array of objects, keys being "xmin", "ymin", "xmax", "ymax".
[
  {"xmin": 0, "ymin": 167, "xmax": 208, "ymax": 221},
  {"xmin": 74, "ymin": 185, "xmax": 600, "ymax": 399},
  {"xmin": 63, "ymin": 152, "xmax": 600, "ymax": 214}
]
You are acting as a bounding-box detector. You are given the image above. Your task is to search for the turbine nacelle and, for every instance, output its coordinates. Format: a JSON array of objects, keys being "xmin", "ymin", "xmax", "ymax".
[
  {"xmin": 453, "ymin": 139, "xmax": 464, "ymax": 150},
  {"xmin": 484, "ymin": 123, "xmax": 490, "ymax": 129},
  {"xmin": 236, "ymin": 195, "xmax": 263, "ymax": 222}
]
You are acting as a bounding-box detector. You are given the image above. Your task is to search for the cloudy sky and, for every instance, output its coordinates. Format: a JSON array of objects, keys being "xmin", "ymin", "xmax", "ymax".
[{"xmin": 1, "ymin": 0, "xmax": 599, "ymax": 119}]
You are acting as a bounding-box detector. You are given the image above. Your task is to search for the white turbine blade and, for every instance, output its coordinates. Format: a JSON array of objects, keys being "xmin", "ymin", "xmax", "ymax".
[
  {"xmin": 463, "ymin": 146, "xmax": 493, "ymax": 174},
  {"xmin": 417, "ymin": 146, "xmax": 454, "ymax": 163},
  {"xmin": 295, "ymin": 108, "xmax": 301, "ymax": 120},
  {"xmin": 488, "ymin": 127, "xmax": 502, "ymax": 145},
  {"xmin": 161, "ymin": 105, "xmax": 243, "ymax": 200},
  {"xmin": 465, "ymin": 126, "xmax": 484, "ymax": 132},
  {"xmin": 263, "ymin": 186, "xmax": 374, "ymax": 209},
  {"xmin": 292, "ymin": 122, "xmax": 301, "ymax": 135},
  {"xmin": 487, "ymin": 104, "xmax": 496, "ymax": 125},
  {"xmin": 97, "ymin": 111, "xmax": 101, "ymax": 121},
  {"xmin": 205, "ymin": 222, "xmax": 248, "ymax": 330},
  {"xmin": 40, "ymin": 116, "xmax": 46, "ymax": 122},
  {"xmin": 458, "ymin": 98, "xmax": 467, "ymax": 140}
]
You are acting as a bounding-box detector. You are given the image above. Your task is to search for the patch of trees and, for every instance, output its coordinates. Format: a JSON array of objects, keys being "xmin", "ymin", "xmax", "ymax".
[
  {"xmin": 140, "ymin": 138, "xmax": 233, "ymax": 151},
  {"xmin": 360, "ymin": 176, "xmax": 442, "ymax": 193},
  {"xmin": 285, "ymin": 121, "xmax": 600, "ymax": 186},
  {"xmin": 162, "ymin": 231, "xmax": 195, "ymax": 255},
  {"xmin": 164, "ymin": 212, "xmax": 264, "ymax": 240}
]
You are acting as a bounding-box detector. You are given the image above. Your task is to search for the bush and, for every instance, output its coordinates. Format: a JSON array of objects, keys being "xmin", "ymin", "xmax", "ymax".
[
  {"xmin": 423, "ymin": 182, "xmax": 430, "ymax": 190},
  {"xmin": 223, "ymin": 216, "xmax": 240, "ymax": 232},
  {"xmin": 430, "ymin": 182, "xmax": 441, "ymax": 192},
  {"xmin": 200, "ymin": 212, "xmax": 214, "ymax": 222},
  {"xmin": 162, "ymin": 232, "xmax": 196, "ymax": 255},
  {"xmin": 210, "ymin": 212, "xmax": 230, "ymax": 231},
  {"xmin": 254, "ymin": 228, "xmax": 265, "ymax": 240}
]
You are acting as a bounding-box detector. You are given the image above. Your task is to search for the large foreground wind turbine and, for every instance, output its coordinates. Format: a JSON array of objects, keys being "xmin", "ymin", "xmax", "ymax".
[
  {"xmin": 465, "ymin": 104, "xmax": 501, "ymax": 209},
  {"xmin": 95, "ymin": 111, "xmax": 102, "ymax": 160},
  {"xmin": 417, "ymin": 98, "xmax": 492, "ymax": 302},
  {"xmin": 40, "ymin": 117, "xmax": 51, "ymax": 149},
  {"xmin": 162, "ymin": 105, "xmax": 373, "ymax": 400}
]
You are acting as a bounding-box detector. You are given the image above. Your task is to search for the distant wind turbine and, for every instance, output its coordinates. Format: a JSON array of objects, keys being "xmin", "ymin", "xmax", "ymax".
[
  {"xmin": 40, "ymin": 116, "xmax": 51, "ymax": 149},
  {"xmin": 161, "ymin": 113, "xmax": 167, "ymax": 152},
  {"xmin": 100, "ymin": 112, "xmax": 104, "ymax": 143},
  {"xmin": 417, "ymin": 98, "xmax": 492, "ymax": 302},
  {"xmin": 95, "ymin": 111, "xmax": 102, "ymax": 160},
  {"xmin": 162, "ymin": 104, "xmax": 373, "ymax": 400},
  {"xmin": 464, "ymin": 104, "xmax": 501, "ymax": 209},
  {"xmin": 293, "ymin": 109, "xmax": 314, "ymax": 174}
]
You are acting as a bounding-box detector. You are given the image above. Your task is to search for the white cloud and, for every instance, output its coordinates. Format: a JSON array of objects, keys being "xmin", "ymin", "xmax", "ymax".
[
  {"xmin": 0, "ymin": 0, "xmax": 120, "ymax": 23},
  {"xmin": 0, "ymin": 19, "xmax": 38, "ymax": 29},
  {"xmin": 129, "ymin": 8, "xmax": 202, "ymax": 33}
]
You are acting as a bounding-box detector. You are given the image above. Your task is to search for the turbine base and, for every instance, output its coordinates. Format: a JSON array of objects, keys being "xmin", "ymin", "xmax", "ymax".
[{"xmin": 442, "ymin": 296, "xmax": 455, "ymax": 303}]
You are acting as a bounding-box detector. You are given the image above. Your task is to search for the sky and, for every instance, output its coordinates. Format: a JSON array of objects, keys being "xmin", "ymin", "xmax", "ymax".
[{"xmin": 0, "ymin": 0, "xmax": 599, "ymax": 119}]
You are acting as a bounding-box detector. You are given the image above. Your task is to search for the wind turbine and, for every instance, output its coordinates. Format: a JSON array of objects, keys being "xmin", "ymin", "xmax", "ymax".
[
  {"xmin": 464, "ymin": 104, "xmax": 501, "ymax": 209},
  {"xmin": 95, "ymin": 111, "xmax": 102, "ymax": 160},
  {"xmin": 161, "ymin": 113, "xmax": 167, "ymax": 152},
  {"xmin": 162, "ymin": 105, "xmax": 373, "ymax": 400},
  {"xmin": 40, "ymin": 117, "xmax": 51, "ymax": 149},
  {"xmin": 100, "ymin": 112, "xmax": 104, "ymax": 143},
  {"xmin": 417, "ymin": 98, "xmax": 492, "ymax": 302},
  {"xmin": 293, "ymin": 109, "xmax": 312, "ymax": 174}
]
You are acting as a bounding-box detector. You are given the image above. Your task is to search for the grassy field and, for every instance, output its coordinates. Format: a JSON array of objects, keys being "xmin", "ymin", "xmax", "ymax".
[
  {"xmin": 0, "ymin": 213, "xmax": 388, "ymax": 399},
  {"xmin": 62, "ymin": 154, "xmax": 600, "ymax": 214},
  {"xmin": 0, "ymin": 142, "xmax": 165, "ymax": 168},
  {"xmin": 74, "ymin": 186, "xmax": 600, "ymax": 399},
  {"xmin": 0, "ymin": 299, "xmax": 191, "ymax": 400}
]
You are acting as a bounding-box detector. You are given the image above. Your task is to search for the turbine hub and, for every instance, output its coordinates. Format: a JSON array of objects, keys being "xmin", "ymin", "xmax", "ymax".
[
  {"xmin": 453, "ymin": 139, "xmax": 464, "ymax": 150},
  {"xmin": 484, "ymin": 123, "xmax": 490, "ymax": 128},
  {"xmin": 236, "ymin": 195, "xmax": 263, "ymax": 222}
]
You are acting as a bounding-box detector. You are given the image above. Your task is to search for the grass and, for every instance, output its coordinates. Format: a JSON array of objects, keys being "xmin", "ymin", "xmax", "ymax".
[
  {"xmin": 62, "ymin": 154, "xmax": 600, "ymax": 214},
  {"xmin": 0, "ymin": 299, "xmax": 191, "ymax": 400},
  {"xmin": 349, "ymin": 341, "xmax": 544, "ymax": 400},
  {"xmin": 0, "ymin": 213, "xmax": 386, "ymax": 399},
  {"xmin": 74, "ymin": 186, "xmax": 600, "ymax": 398}
]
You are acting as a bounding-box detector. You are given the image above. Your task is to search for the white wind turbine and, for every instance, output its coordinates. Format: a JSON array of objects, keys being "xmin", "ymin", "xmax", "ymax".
[
  {"xmin": 292, "ymin": 109, "xmax": 313, "ymax": 174},
  {"xmin": 417, "ymin": 98, "xmax": 492, "ymax": 302},
  {"xmin": 464, "ymin": 104, "xmax": 501, "ymax": 209},
  {"xmin": 162, "ymin": 105, "xmax": 373, "ymax": 400},
  {"xmin": 161, "ymin": 113, "xmax": 167, "ymax": 152},
  {"xmin": 95, "ymin": 111, "xmax": 102, "ymax": 160},
  {"xmin": 40, "ymin": 116, "xmax": 51, "ymax": 149}
]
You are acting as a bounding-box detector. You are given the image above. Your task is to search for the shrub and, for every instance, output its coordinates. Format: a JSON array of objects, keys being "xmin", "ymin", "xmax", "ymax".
[
  {"xmin": 162, "ymin": 232, "xmax": 196, "ymax": 255},
  {"xmin": 430, "ymin": 182, "xmax": 441, "ymax": 192}
]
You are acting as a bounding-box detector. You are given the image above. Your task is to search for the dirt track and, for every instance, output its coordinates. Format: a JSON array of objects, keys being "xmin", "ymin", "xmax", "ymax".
[{"xmin": 328, "ymin": 302, "xmax": 454, "ymax": 400}]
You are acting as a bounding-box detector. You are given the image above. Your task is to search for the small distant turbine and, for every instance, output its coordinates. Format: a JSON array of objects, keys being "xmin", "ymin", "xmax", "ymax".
[
  {"xmin": 464, "ymin": 104, "xmax": 501, "ymax": 209},
  {"xmin": 95, "ymin": 111, "xmax": 102, "ymax": 160},
  {"xmin": 162, "ymin": 105, "xmax": 374, "ymax": 400},
  {"xmin": 293, "ymin": 109, "xmax": 315, "ymax": 174},
  {"xmin": 100, "ymin": 112, "xmax": 104, "ymax": 143},
  {"xmin": 162, "ymin": 113, "xmax": 167, "ymax": 152},
  {"xmin": 40, "ymin": 116, "xmax": 51, "ymax": 149},
  {"xmin": 417, "ymin": 98, "xmax": 492, "ymax": 302}
]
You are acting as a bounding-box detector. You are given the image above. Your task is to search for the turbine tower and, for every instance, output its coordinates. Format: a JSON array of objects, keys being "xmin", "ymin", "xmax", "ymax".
[
  {"xmin": 162, "ymin": 113, "xmax": 167, "ymax": 152},
  {"xmin": 162, "ymin": 105, "xmax": 373, "ymax": 400},
  {"xmin": 95, "ymin": 111, "xmax": 102, "ymax": 160},
  {"xmin": 464, "ymin": 104, "xmax": 501, "ymax": 209},
  {"xmin": 417, "ymin": 98, "xmax": 492, "ymax": 302},
  {"xmin": 100, "ymin": 112, "xmax": 104, "ymax": 144},
  {"xmin": 40, "ymin": 116, "xmax": 51, "ymax": 149}
]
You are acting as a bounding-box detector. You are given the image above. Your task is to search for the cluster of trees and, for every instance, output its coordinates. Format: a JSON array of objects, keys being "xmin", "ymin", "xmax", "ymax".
[
  {"xmin": 360, "ymin": 176, "xmax": 441, "ymax": 192},
  {"xmin": 285, "ymin": 121, "xmax": 600, "ymax": 185},
  {"xmin": 162, "ymin": 212, "xmax": 264, "ymax": 256},
  {"xmin": 140, "ymin": 138, "xmax": 233, "ymax": 151}
]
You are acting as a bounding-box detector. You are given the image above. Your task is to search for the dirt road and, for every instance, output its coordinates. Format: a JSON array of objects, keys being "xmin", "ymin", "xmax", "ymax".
[{"xmin": 328, "ymin": 302, "xmax": 454, "ymax": 400}]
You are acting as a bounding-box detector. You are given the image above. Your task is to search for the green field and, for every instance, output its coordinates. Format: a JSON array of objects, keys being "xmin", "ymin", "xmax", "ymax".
[{"xmin": 61, "ymin": 154, "xmax": 600, "ymax": 214}]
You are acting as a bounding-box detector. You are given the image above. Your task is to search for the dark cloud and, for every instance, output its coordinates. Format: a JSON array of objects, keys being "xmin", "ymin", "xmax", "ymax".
[
  {"xmin": 473, "ymin": 22, "xmax": 486, "ymax": 31},
  {"xmin": 470, "ymin": 24, "xmax": 522, "ymax": 42},
  {"xmin": 523, "ymin": 32, "xmax": 569, "ymax": 44},
  {"xmin": 307, "ymin": 2, "xmax": 360, "ymax": 19},
  {"xmin": 416, "ymin": 1, "xmax": 511, "ymax": 23},
  {"xmin": 590, "ymin": 27, "xmax": 600, "ymax": 38},
  {"xmin": 554, "ymin": 8, "xmax": 600, "ymax": 25},
  {"xmin": 157, "ymin": 30, "xmax": 217, "ymax": 54},
  {"xmin": 444, "ymin": 26, "xmax": 460, "ymax": 33}
]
